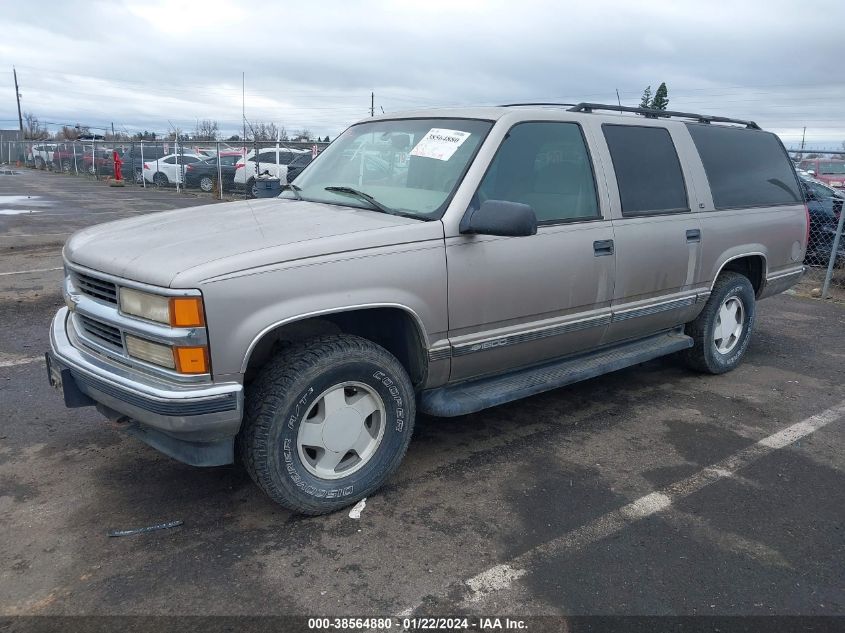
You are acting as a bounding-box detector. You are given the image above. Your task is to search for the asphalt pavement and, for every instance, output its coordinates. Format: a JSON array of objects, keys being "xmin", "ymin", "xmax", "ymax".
[{"xmin": 0, "ymin": 169, "xmax": 843, "ymax": 623}]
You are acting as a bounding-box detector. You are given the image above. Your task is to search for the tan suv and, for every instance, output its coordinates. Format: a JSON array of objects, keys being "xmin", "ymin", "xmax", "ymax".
[{"xmin": 47, "ymin": 103, "xmax": 807, "ymax": 514}]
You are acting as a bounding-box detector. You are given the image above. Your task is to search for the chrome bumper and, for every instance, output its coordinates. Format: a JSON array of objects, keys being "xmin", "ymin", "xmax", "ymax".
[{"xmin": 49, "ymin": 307, "xmax": 243, "ymax": 448}]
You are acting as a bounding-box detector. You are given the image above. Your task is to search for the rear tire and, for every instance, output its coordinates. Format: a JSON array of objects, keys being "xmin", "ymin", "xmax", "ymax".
[
  {"xmin": 246, "ymin": 177, "xmax": 257, "ymax": 198},
  {"xmin": 199, "ymin": 175, "xmax": 214, "ymax": 193},
  {"xmin": 683, "ymin": 272, "xmax": 755, "ymax": 374},
  {"xmin": 239, "ymin": 334, "xmax": 415, "ymax": 515},
  {"xmin": 153, "ymin": 172, "xmax": 169, "ymax": 187}
]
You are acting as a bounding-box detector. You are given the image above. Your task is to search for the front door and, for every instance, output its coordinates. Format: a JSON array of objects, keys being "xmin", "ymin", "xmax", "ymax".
[{"xmin": 446, "ymin": 121, "xmax": 615, "ymax": 382}]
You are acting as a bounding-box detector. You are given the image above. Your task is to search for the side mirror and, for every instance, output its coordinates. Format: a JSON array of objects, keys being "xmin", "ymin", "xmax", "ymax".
[{"xmin": 460, "ymin": 200, "xmax": 538, "ymax": 237}]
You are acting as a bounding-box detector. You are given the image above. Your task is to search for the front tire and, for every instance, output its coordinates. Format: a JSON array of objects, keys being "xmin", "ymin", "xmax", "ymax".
[
  {"xmin": 199, "ymin": 175, "xmax": 214, "ymax": 192},
  {"xmin": 683, "ymin": 272, "xmax": 756, "ymax": 374},
  {"xmin": 239, "ymin": 334, "xmax": 415, "ymax": 515}
]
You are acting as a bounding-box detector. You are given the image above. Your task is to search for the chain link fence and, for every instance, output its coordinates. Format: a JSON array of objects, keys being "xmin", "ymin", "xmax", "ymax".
[
  {"xmin": 0, "ymin": 139, "xmax": 328, "ymax": 200},
  {"xmin": 791, "ymin": 150, "xmax": 845, "ymax": 299}
]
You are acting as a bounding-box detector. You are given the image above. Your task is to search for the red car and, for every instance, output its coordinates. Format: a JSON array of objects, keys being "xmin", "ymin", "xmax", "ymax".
[{"xmin": 798, "ymin": 159, "xmax": 845, "ymax": 189}]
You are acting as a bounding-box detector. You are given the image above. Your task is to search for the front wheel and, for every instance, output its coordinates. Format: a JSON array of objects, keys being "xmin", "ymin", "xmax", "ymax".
[
  {"xmin": 683, "ymin": 272, "xmax": 756, "ymax": 374},
  {"xmin": 199, "ymin": 175, "xmax": 214, "ymax": 192},
  {"xmin": 239, "ymin": 334, "xmax": 415, "ymax": 515}
]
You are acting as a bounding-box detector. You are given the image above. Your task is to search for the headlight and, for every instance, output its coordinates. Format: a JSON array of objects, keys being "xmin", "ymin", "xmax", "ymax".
[{"xmin": 119, "ymin": 288, "xmax": 205, "ymax": 327}]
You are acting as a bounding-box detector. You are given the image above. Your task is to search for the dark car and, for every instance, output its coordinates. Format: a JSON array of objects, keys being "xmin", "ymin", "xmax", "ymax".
[
  {"xmin": 800, "ymin": 177, "xmax": 844, "ymax": 265},
  {"xmin": 184, "ymin": 152, "xmax": 244, "ymax": 192},
  {"xmin": 115, "ymin": 145, "xmax": 170, "ymax": 183},
  {"xmin": 285, "ymin": 151, "xmax": 314, "ymax": 182}
]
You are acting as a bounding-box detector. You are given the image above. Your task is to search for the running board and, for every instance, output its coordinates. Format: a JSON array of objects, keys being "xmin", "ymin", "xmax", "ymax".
[{"xmin": 419, "ymin": 330, "xmax": 693, "ymax": 417}]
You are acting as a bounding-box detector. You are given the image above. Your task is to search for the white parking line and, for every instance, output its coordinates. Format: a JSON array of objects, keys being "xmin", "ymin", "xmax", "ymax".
[
  {"xmin": 0, "ymin": 267, "xmax": 62, "ymax": 277},
  {"xmin": 404, "ymin": 400, "xmax": 845, "ymax": 611},
  {"xmin": 0, "ymin": 356, "xmax": 43, "ymax": 368}
]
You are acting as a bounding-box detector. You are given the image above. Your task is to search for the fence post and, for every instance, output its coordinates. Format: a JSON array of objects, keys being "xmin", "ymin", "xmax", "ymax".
[
  {"xmin": 73, "ymin": 142, "xmax": 78, "ymax": 175},
  {"xmin": 140, "ymin": 141, "xmax": 145, "ymax": 188},
  {"xmin": 821, "ymin": 205, "xmax": 845, "ymax": 299}
]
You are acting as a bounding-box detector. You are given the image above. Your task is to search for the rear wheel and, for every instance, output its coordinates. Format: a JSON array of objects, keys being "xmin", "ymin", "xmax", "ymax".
[
  {"xmin": 133, "ymin": 169, "xmax": 143, "ymax": 184},
  {"xmin": 153, "ymin": 172, "xmax": 169, "ymax": 187},
  {"xmin": 199, "ymin": 175, "xmax": 214, "ymax": 192},
  {"xmin": 61, "ymin": 159, "xmax": 71, "ymax": 173},
  {"xmin": 246, "ymin": 177, "xmax": 257, "ymax": 198},
  {"xmin": 35, "ymin": 157, "xmax": 45, "ymax": 169},
  {"xmin": 683, "ymin": 272, "xmax": 756, "ymax": 374},
  {"xmin": 239, "ymin": 334, "xmax": 415, "ymax": 515}
]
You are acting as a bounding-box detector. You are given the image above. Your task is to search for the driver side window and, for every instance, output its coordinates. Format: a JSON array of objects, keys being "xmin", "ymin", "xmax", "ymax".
[{"xmin": 476, "ymin": 122, "xmax": 600, "ymax": 224}]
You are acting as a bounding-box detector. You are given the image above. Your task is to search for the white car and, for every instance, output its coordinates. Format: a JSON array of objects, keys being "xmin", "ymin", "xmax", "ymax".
[
  {"xmin": 29, "ymin": 143, "xmax": 57, "ymax": 168},
  {"xmin": 143, "ymin": 153, "xmax": 206, "ymax": 186},
  {"xmin": 233, "ymin": 147, "xmax": 310, "ymax": 196}
]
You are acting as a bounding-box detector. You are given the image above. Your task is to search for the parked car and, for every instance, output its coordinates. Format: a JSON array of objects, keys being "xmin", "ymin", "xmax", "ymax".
[
  {"xmin": 30, "ymin": 143, "xmax": 57, "ymax": 168},
  {"xmin": 285, "ymin": 151, "xmax": 314, "ymax": 182},
  {"xmin": 81, "ymin": 147, "xmax": 116, "ymax": 176},
  {"xmin": 233, "ymin": 147, "xmax": 310, "ymax": 196},
  {"xmin": 797, "ymin": 159, "xmax": 845, "ymax": 189},
  {"xmin": 142, "ymin": 153, "xmax": 206, "ymax": 186},
  {"xmin": 48, "ymin": 103, "xmax": 807, "ymax": 515},
  {"xmin": 799, "ymin": 176, "xmax": 845, "ymax": 266},
  {"xmin": 184, "ymin": 152, "xmax": 244, "ymax": 192},
  {"xmin": 113, "ymin": 145, "xmax": 170, "ymax": 183}
]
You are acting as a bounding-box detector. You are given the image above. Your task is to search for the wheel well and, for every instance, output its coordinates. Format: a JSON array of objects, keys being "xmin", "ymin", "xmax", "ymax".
[
  {"xmin": 719, "ymin": 255, "xmax": 765, "ymax": 295},
  {"xmin": 244, "ymin": 308, "xmax": 428, "ymax": 387}
]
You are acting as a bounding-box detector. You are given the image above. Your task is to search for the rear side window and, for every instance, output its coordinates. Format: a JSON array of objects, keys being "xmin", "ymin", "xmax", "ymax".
[
  {"xmin": 602, "ymin": 125, "xmax": 689, "ymax": 216},
  {"xmin": 686, "ymin": 124, "xmax": 800, "ymax": 209}
]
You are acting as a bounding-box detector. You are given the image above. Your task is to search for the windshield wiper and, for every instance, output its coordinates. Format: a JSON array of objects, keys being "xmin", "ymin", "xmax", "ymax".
[
  {"xmin": 324, "ymin": 186, "xmax": 397, "ymax": 215},
  {"xmin": 281, "ymin": 183, "xmax": 302, "ymax": 199}
]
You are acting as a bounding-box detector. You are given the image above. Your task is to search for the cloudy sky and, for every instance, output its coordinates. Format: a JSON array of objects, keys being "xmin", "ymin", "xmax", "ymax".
[{"xmin": 2, "ymin": 0, "xmax": 844, "ymax": 147}]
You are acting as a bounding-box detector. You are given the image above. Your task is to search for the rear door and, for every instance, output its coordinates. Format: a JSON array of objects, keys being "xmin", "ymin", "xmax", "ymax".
[
  {"xmin": 446, "ymin": 120, "xmax": 615, "ymax": 381},
  {"xmin": 596, "ymin": 123, "xmax": 703, "ymax": 344}
]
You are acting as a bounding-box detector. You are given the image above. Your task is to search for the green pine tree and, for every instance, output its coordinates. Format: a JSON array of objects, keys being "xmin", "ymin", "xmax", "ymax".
[
  {"xmin": 639, "ymin": 85, "xmax": 652, "ymax": 109},
  {"xmin": 650, "ymin": 82, "xmax": 669, "ymax": 110}
]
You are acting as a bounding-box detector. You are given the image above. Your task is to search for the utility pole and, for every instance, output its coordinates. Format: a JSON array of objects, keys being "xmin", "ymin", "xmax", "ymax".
[
  {"xmin": 800, "ymin": 126, "xmax": 806, "ymax": 156},
  {"xmin": 111, "ymin": 122, "xmax": 115, "ymax": 139},
  {"xmin": 616, "ymin": 89, "xmax": 621, "ymax": 107},
  {"xmin": 13, "ymin": 67, "xmax": 24, "ymax": 138},
  {"xmin": 371, "ymin": 92, "xmax": 374, "ymax": 117}
]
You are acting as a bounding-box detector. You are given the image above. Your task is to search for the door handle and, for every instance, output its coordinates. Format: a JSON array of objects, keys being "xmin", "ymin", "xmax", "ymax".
[
  {"xmin": 686, "ymin": 229, "xmax": 701, "ymax": 243},
  {"xmin": 593, "ymin": 239, "xmax": 614, "ymax": 256}
]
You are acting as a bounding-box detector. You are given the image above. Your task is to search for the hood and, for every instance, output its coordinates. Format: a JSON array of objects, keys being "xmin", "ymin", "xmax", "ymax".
[{"xmin": 65, "ymin": 198, "xmax": 443, "ymax": 287}]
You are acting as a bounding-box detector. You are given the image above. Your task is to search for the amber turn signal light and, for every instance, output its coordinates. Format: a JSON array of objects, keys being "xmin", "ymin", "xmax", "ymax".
[
  {"xmin": 169, "ymin": 297, "xmax": 205, "ymax": 327},
  {"xmin": 173, "ymin": 346, "xmax": 209, "ymax": 374}
]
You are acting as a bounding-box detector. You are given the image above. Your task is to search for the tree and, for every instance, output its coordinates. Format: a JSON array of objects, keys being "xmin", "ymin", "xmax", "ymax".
[
  {"xmin": 650, "ymin": 82, "xmax": 669, "ymax": 110},
  {"xmin": 23, "ymin": 112, "xmax": 48, "ymax": 139},
  {"xmin": 194, "ymin": 119, "xmax": 219, "ymax": 141},
  {"xmin": 639, "ymin": 86, "xmax": 652, "ymax": 109},
  {"xmin": 292, "ymin": 128, "xmax": 312, "ymax": 141},
  {"xmin": 324, "ymin": 135, "xmax": 330, "ymax": 143},
  {"xmin": 227, "ymin": 134, "xmax": 240, "ymax": 142}
]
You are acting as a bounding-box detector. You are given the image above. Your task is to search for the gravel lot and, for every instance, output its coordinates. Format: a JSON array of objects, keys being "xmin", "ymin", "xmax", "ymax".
[{"xmin": 1, "ymin": 169, "xmax": 843, "ymax": 622}]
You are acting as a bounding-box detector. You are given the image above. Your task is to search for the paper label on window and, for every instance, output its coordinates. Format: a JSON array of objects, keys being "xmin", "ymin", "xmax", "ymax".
[{"xmin": 409, "ymin": 128, "xmax": 471, "ymax": 161}]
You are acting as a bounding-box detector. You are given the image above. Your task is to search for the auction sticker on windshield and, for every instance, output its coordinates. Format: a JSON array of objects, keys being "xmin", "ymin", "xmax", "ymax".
[{"xmin": 409, "ymin": 128, "xmax": 471, "ymax": 161}]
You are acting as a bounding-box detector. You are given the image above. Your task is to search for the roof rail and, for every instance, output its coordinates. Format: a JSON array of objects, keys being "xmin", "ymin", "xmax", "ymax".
[
  {"xmin": 566, "ymin": 102, "xmax": 760, "ymax": 130},
  {"xmin": 499, "ymin": 102, "xmax": 577, "ymax": 108}
]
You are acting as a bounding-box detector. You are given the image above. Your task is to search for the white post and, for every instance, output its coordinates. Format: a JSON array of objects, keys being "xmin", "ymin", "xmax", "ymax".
[
  {"xmin": 217, "ymin": 141, "xmax": 223, "ymax": 199},
  {"xmin": 73, "ymin": 142, "xmax": 78, "ymax": 175},
  {"xmin": 140, "ymin": 141, "xmax": 145, "ymax": 188}
]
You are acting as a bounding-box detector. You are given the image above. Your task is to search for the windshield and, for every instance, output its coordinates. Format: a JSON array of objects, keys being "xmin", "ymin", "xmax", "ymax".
[
  {"xmin": 819, "ymin": 162, "xmax": 845, "ymax": 175},
  {"xmin": 283, "ymin": 118, "xmax": 492, "ymax": 219}
]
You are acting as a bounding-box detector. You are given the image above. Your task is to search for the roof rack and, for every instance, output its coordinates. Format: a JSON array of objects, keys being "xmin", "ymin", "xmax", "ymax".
[
  {"xmin": 499, "ymin": 102, "xmax": 577, "ymax": 108},
  {"xmin": 567, "ymin": 102, "xmax": 760, "ymax": 130}
]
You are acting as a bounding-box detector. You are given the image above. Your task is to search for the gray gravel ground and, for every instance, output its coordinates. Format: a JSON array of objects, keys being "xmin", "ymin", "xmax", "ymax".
[{"xmin": 1, "ymin": 170, "xmax": 843, "ymax": 620}]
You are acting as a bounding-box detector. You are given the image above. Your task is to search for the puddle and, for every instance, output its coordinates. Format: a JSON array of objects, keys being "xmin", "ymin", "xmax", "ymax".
[
  {"xmin": 0, "ymin": 195, "xmax": 52, "ymax": 207},
  {"xmin": 0, "ymin": 209, "xmax": 43, "ymax": 215}
]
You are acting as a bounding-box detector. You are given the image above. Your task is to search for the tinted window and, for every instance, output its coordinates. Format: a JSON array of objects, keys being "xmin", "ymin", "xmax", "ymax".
[
  {"xmin": 603, "ymin": 125, "xmax": 688, "ymax": 216},
  {"xmin": 819, "ymin": 162, "xmax": 845, "ymax": 175},
  {"xmin": 219, "ymin": 155, "xmax": 240, "ymax": 166},
  {"xmin": 163, "ymin": 156, "xmax": 175, "ymax": 164},
  {"xmin": 687, "ymin": 124, "xmax": 800, "ymax": 209},
  {"xmin": 255, "ymin": 152, "xmax": 277, "ymax": 163},
  {"xmin": 475, "ymin": 121, "xmax": 599, "ymax": 223}
]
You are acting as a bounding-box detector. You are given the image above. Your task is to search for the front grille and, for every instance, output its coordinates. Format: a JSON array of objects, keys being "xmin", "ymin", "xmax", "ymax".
[
  {"xmin": 74, "ymin": 272, "xmax": 117, "ymax": 304},
  {"xmin": 79, "ymin": 315, "xmax": 124, "ymax": 350}
]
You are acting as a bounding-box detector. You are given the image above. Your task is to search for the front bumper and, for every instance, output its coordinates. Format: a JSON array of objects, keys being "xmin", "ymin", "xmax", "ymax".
[{"xmin": 48, "ymin": 307, "xmax": 243, "ymax": 465}]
